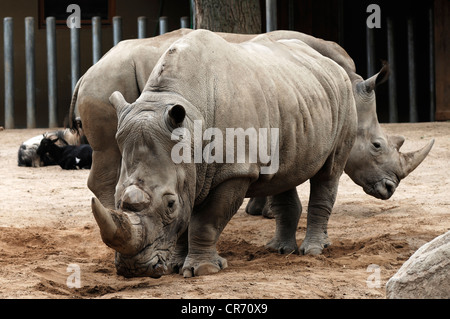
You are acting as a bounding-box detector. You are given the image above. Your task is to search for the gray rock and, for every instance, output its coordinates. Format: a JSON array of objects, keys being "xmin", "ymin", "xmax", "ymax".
[{"xmin": 386, "ymin": 231, "xmax": 450, "ymax": 299}]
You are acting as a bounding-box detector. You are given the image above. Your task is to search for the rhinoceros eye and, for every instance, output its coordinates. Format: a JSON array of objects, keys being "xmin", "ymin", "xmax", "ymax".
[
  {"xmin": 163, "ymin": 194, "xmax": 177, "ymax": 211},
  {"xmin": 372, "ymin": 141, "xmax": 381, "ymax": 149}
]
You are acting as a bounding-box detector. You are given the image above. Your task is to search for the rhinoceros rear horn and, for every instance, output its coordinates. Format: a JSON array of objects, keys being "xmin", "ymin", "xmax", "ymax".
[
  {"xmin": 91, "ymin": 197, "xmax": 144, "ymax": 256},
  {"xmin": 109, "ymin": 91, "xmax": 129, "ymax": 116},
  {"xmin": 360, "ymin": 62, "xmax": 390, "ymax": 93},
  {"xmin": 399, "ymin": 139, "xmax": 435, "ymax": 179}
]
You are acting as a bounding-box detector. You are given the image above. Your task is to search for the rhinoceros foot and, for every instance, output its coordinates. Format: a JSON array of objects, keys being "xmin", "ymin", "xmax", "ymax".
[
  {"xmin": 266, "ymin": 237, "xmax": 299, "ymax": 255},
  {"xmin": 245, "ymin": 197, "xmax": 265, "ymax": 216},
  {"xmin": 182, "ymin": 252, "xmax": 228, "ymax": 278},
  {"xmin": 299, "ymin": 231, "xmax": 331, "ymax": 255}
]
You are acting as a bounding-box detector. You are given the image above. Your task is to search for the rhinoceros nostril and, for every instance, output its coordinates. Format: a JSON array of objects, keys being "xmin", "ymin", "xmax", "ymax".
[
  {"xmin": 121, "ymin": 185, "xmax": 150, "ymax": 212},
  {"xmin": 385, "ymin": 180, "xmax": 396, "ymax": 196},
  {"xmin": 149, "ymin": 257, "xmax": 167, "ymax": 278}
]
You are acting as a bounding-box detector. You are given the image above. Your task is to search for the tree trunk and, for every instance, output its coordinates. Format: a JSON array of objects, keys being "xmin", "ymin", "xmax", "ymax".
[{"xmin": 194, "ymin": 0, "xmax": 261, "ymax": 34}]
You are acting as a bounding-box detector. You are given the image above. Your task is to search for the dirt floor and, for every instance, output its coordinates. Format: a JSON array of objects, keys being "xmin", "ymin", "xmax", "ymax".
[{"xmin": 0, "ymin": 122, "xmax": 448, "ymax": 299}]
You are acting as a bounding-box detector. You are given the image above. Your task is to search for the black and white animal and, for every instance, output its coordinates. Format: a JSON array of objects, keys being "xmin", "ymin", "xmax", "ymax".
[
  {"xmin": 36, "ymin": 135, "xmax": 92, "ymax": 170},
  {"xmin": 18, "ymin": 118, "xmax": 88, "ymax": 167}
]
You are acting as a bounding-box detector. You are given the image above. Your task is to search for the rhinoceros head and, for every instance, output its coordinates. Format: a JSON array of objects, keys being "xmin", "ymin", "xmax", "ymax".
[
  {"xmin": 91, "ymin": 91, "xmax": 193, "ymax": 278},
  {"xmin": 344, "ymin": 64, "xmax": 434, "ymax": 199}
]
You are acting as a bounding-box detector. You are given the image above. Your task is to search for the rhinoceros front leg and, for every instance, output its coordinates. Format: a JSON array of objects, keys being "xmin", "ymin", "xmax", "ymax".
[
  {"xmin": 265, "ymin": 188, "xmax": 301, "ymax": 254},
  {"xmin": 167, "ymin": 229, "xmax": 188, "ymax": 274},
  {"xmin": 182, "ymin": 178, "xmax": 251, "ymax": 278},
  {"xmin": 300, "ymin": 175, "xmax": 339, "ymax": 255}
]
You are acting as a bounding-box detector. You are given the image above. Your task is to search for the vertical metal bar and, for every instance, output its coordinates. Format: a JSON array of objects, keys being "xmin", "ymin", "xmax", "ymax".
[
  {"xmin": 159, "ymin": 16, "xmax": 168, "ymax": 35},
  {"xmin": 387, "ymin": 18, "xmax": 398, "ymax": 123},
  {"xmin": 70, "ymin": 26, "xmax": 80, "ymax": 94},
  {"xmin": 428, "ymin": 6, "xmax": 435, "ymax": 122},
  {"xmin": 407, "ymin": 17, "xmax": 417, "ymax": 122},
  {"xmin": 266, "ymin": 0, "xmax": 277, "ymax": 32},
  {"xmin": 190, "ymin": 0, "xmax": 196, "ymax": 29},
  {"xmin": 138, "ymin": 16, "xmax": 147, "ymax": 39},
  {"xmin": 25, "ymin": 17, "xmax": 36, "ymax": 128},
  {"xmin": 180, "ymin": 16, "xmax": 189, "ymax": 29},
  {"xmin": 4, "ymin": 17, "xmax": 14, "ymax": 129},
  {"xmin": 46, "ymin": 17, "xmax": 57, "ymax": 128},
  {"xmin": 366, "ymin": 27, "xmax": 376, "ymax": 77},
  {"xmin": 113, "ymin": 16, "xmax": 122, "ymax": 46},
  {"xmin": 92, "ymin": 16, "xmax": 101, "ymax": 64}
]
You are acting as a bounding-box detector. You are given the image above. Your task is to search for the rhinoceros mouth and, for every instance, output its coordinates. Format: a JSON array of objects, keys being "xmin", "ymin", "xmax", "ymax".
[
  {"xmin": 365, "ymin": 178, "xmax": 397, "ymax": 200},
  {"xmin": 115, "ymin": 244, "xmax": 171, "ymax": 278}
]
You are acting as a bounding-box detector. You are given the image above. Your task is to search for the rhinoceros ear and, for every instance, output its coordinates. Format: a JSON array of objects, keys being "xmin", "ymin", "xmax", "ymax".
[
  {"xmin": 166, "ymin": 104, "xmax": 186, "ymax": 129},
  {"xmin": 388, "ymin": 135, "xmax": 405, "ymax": 151},
  {"xmin": 359, "ymin": 62, "xmax": 390, "ymax": 93},
  {"xmin": 109, "ymin": 91, "xmax": 130, "ymax": 116}
]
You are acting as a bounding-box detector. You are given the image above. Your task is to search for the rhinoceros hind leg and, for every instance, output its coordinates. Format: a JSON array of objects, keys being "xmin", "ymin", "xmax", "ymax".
[
  {"xmin": 265, "ymin": 188, "xmax": 301, "ymax": 254},
  {"xmin": 262, "ymin": 200, "xmax": 275, "ymax": 219},
  {"xmin": 88, "ymin": 148, "xmax": 121, "ymax": 209},
  {"xmin": 245, "ymin": 197, "xmax": 265, "ymax": 215},
  {"xmin": 245, "ymin": 197, "xmax": 275, "ymax": 219}
]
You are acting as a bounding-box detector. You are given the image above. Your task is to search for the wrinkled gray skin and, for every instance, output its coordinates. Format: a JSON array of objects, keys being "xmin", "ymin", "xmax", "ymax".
[{"xmin": 89, "ymin": 30, "xmax": 433, "ymax": 278}]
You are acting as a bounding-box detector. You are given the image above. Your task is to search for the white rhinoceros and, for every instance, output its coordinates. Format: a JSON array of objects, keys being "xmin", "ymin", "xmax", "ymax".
[
  {"xmin": 85, "ymin": 29, "xmax": 434, "ymax": 278},
  {"xmin": 70, "ymin": 29, "xmax": 256, "ymax": 209}
]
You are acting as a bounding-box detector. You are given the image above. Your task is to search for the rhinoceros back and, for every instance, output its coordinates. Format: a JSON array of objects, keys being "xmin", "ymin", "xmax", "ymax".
[{"xmin": 144, "ymin": 30, "xmax": 357, "ymax": 196}]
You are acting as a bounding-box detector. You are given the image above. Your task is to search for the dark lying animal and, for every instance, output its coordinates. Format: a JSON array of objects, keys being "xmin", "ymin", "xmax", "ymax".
[
  {"xmin": 18, "ymin": 134, "xmax": 55, "ymax": 167},
  {"xmin": 36, "ymin": 136, "xmax": 92, "ymax": 170},
  {"xmin": 18, "ymin": 117, "xmax": 88, "ymax": 167}
]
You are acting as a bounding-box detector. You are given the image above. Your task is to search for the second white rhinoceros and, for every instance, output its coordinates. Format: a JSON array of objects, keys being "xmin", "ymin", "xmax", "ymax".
[{"xmin": 85, "ymin": 29, "xmax": 433, "ymax": 278}]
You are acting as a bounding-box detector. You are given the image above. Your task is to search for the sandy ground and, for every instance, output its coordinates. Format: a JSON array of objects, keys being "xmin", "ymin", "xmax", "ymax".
[{"xmin": 0, "ymin": 122, "xmax": 448, "ymax": 299}]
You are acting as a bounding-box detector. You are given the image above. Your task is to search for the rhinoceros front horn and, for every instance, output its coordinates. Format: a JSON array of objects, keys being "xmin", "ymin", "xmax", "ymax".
[
  {"xmin": 91, "ymin": 197, "xmax": 144, "ymax": 256},
  {"xmin": 399, "ymin": 139, "xmax": 435, "ymax": 179}
]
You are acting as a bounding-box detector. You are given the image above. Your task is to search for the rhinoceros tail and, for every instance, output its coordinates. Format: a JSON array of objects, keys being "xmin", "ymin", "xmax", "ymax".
[{"xmin": 68, "ymin": 77, "xmax": 83, "ymax": 131}]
